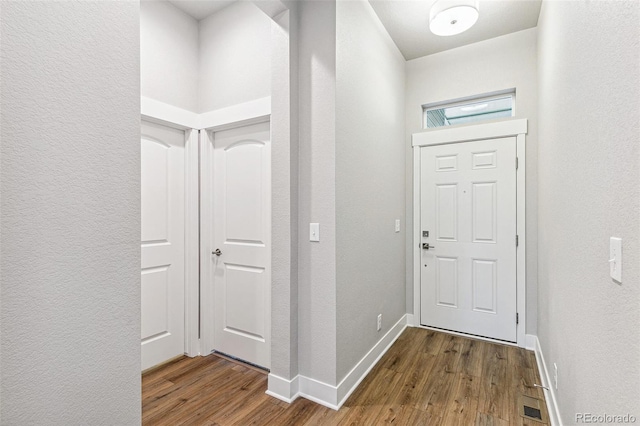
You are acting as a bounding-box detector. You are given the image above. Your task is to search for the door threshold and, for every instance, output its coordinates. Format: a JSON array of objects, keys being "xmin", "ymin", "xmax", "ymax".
[
  {"xmin": 211, "ymin": 351, "xmax": 270, "ymax": 375},
  {"xmin": 418, "ymin": 324, "xmax": 519, "ymax": 347}
]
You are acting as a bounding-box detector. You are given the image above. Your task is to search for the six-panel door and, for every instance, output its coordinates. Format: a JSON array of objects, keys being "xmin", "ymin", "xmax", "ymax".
[{"xmin": 420, "ymin": 137, "xmax": 517, "ymax": 342}]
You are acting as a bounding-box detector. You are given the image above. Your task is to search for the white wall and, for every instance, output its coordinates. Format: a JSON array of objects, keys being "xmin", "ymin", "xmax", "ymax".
[
  {"xmin": 0, "ymin": 1, "xmax": 140, "ymax": 424},
  {"xmin": 405, "ymin": 28, "xmax": 539, "ymax": 334},
  {"xmin": 199, "ymin": 1, "xmax": 271, "ymax": 112},
  {"xmin": 297, "ymin": 0, "xmax": 338, "ymax": 386},
  {"xmin": 141, "ymin": 0, "xmax": 199, "ymax": 112},
  {"xmin": 537, "ymin": 1, "xmax": 639, "ymax": 422},
  {"xmin": 335, "ymin": 0, "xmax": 406, "ymax": 382}
]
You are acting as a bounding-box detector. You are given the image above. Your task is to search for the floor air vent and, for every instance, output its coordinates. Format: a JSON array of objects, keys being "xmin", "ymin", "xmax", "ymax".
[{"xmin": 519, "ymin": 394, "xmax": 549, "ymax": 423}]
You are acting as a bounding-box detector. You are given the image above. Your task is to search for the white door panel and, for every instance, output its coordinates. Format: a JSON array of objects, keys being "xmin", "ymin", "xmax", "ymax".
[
  {"xmin": 420, "ymin": 137, "xmax": 517, "ymax": 342},
  {"xmin": 205, "ymin": 121, "xmax": 271, "ymax": 369},
  {"xmin": 141, "ymin": 120, "xmax": 185, "ymax": 370}
]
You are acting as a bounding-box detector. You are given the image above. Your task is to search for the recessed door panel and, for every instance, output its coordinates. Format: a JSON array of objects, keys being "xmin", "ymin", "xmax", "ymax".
[
  {"xmin": 224, "ymin": 143, "xmax": 265, "ymax": 244},
  {"xmin": 472, "ymin": 259, "xmax": 497, "ymax": 313},
  {"xmin": 436, "ymin": 184, "xmax": 457, "ymax": 241},
  {"xmin": 472, "ymin": 182, "xmax": 497, "ymax": 243},
  {"xmin": 141, "ymin": 266, "xmax": 170, "ymax": 340},
  {"xmin": 436, "ymin": 154, "xmax": 458, "ymax": 171},
  {"xmin": 224, "ymin": 264, "xmax": 266, "ymax": 340},
  {"xmin": 436, "ymin": 257, "xmax": 458, "ymax": 308},
  {"xmin": 472, "ymin": 150, "xmax": 497, "ymax": 169},
  {"xmin": 141, "ymin": 139, "xmax": 169, "ymax": 243}
]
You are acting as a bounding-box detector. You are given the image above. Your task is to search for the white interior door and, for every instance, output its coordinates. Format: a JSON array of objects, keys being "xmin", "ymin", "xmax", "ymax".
[
  {"xmin": 205, "ymin": 121, "xmax": 271, "ymax": 369},
  {"xmin": 420, "ymin": 137, "xmax": 517, "ymax": 342},
  {"xmin": 141, "ymin": 120, "xmax": 185, "ymax": 370}
]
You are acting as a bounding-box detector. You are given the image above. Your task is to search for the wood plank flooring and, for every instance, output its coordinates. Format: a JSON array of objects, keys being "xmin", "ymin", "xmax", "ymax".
[{"xmin": 142, "ymin": 327, "xmax": 547, "ymax": 425}]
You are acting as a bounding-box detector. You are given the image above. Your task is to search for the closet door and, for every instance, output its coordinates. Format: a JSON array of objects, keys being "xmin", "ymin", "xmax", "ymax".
[
  {"xmin": 201, "ymin": 121, "xmax": 271, "ymax": 369},
  {"xmin": 141, "ymin": 120, "xmax": 185, "ymax": 371}
]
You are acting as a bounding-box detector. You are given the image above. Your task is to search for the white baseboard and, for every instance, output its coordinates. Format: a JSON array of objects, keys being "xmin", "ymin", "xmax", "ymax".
[
  {"xmin": 532, "ymin": 335, "xmax": 563, "ymax": 426},
  {"xmin": 266, "ymin": 374, "xmax": 299, "ymax": 403},
  {"xmin": 335, "ymin": 314, "xmax": 408, "ymax": 407},
  {"xmin": 525, "ymin": 333, "xmax": 537, "ymax": 351},
  {"xmin": 406, "ymin": 313, "xmax": 417, "ymax": 326},
  {"xmin": 265, "ymin": 313, "xmax": 408, "ymax": 410},
  {"xmin": 298, "ymin": 376, "xmax": 340, "ymax": 409}
]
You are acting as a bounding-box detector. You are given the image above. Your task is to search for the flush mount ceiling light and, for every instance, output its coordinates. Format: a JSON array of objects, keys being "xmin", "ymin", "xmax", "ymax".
[{"xmin": 429, "ymin": 0, "xmax": 479, "ymax": 36}]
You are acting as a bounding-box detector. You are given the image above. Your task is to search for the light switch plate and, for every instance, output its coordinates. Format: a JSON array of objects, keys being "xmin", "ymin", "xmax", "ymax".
[
  {"xmin": 610, "ymin": 237, "xmax": 622, "ymax": 282},
  {"xmin": 310, "ymin": 223, "xmax": 320, "ymax": 242},
  {"xmin": 395, "ymin": 219, "xmax": 400, "ymax": 233}
]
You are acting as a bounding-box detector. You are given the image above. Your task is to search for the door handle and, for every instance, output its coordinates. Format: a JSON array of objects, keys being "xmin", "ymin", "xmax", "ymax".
[
  {"xmin": 422, "ymin": 243, "xmax": 435, "ymax": 250},
  {"xmin": 212, "ymin": 248, "xmax": 222, "ymax": 256}
]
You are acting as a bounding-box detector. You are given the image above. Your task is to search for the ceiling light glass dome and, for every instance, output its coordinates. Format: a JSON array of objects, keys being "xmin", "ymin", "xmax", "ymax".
[{"xmin": 429, "ymin": 0, "xmax": 480, "ymax": 36}]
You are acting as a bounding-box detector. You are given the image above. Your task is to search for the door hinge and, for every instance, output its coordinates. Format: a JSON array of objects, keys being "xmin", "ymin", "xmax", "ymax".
[
  {"xmin": 516, "ymin": 157, "xmax": 519, "ymax": 170},
  {"xmin": 516, "ymin": 313, "xmax": 519, "ymax": 324},
  {"xmin": 516, "ymin": 235, "xmax": 519, "ymax": 247}
]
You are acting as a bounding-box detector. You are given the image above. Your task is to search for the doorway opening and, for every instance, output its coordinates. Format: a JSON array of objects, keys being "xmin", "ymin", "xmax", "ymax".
[{"xmin": 139, "ymin": 0, "xmax": 295, "ymax": 391}]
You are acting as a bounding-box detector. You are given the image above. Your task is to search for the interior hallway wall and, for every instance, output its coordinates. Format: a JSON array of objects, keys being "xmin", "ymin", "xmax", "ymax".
[
  {"xmin": 297, "ymin": 0, "xmax": 338, "ymax": 386},
  {"xmin": 536, "ymin": 1, "xmax": 640, "ymax": 421},
  {"xmin": 405, "ymin": 28, "xmax": 539, "ymax": 335},
  {"xmin": 269, "ymin": 4, "xmax": 300, "ymax": 382},
  {"xmin": 199, "ymin": 1, "xmax": 271, "ymax": 112},
  {"xmin": 0, "ymin": 1, "xmax": 141, "ymax": 424},
  {"xmin": 141, "ymin": 0, "xmax": 199, "ymax": 112},
  {"xmin": 335, "ymin": 0, "xmax": 406, "ymax": 382}
]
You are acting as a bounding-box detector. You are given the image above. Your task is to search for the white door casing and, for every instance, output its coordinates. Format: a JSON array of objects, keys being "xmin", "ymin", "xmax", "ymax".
[
  {"xmin": 201, "ymin": 121, "xmax": 271, "ymax": 369},
  {"xmin": 141, "ymin": 120, "xmax": 186, "ymax": 370},
  {"xmin": 420, "ymin": 137, "xmax": 517, "ymax": 342}
]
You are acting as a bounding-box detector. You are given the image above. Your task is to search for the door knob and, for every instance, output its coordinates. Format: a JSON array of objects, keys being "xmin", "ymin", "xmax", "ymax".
[
  {"xmin": 212, "ymin": 248, "xmax": 222, "ymax": 256},
  {"xmin": 422, "ymin": 243, "xmax": 435, "ymax": 250}
]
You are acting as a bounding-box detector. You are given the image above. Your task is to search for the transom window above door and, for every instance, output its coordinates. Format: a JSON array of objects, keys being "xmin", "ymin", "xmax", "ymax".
[{"xmin": 423, "ymin": 92, "xmax": 515, "ymax": 129}]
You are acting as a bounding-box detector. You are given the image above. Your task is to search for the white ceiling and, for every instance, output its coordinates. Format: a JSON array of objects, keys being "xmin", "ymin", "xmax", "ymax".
[
  {"xmin": 369, "ymin": 0, "xmax": 542, "ymax": 60},
  {"xmin": 167, "ymin": 0, "xmax": 237, "ymax": 20}
]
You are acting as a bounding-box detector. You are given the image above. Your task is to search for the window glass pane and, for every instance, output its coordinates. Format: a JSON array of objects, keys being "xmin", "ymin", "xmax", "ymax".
[{"xmin": 425, "ymin": 96, "xmax": 513, "ymax": 128}]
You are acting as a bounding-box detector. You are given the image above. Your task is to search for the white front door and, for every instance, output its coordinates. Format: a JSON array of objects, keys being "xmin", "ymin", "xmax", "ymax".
[
  {"xmin": 205, "ymin": 121, "xmax": 271, "ymax": 369},
  {"xmin": 420, "ymin": 137, "xmax": 517, "ymax": 342},
  {"xmin": 141, "ymin": 120, "xmax": 185, "ymax": 370}
]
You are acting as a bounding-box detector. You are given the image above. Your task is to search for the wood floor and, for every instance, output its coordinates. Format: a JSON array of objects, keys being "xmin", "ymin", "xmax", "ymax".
[{"xmin": 142, "ymin": 327, "xmax": 547, "ymax": 425}]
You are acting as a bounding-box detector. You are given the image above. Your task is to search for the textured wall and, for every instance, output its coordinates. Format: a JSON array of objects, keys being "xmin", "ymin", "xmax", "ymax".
[
  {"xmin": 141, "ymin": 0, "xmax": 199, "ymax": 112},
  {"xmin": 335, "ymin": 0, "xmax": 406, "ymax": 382},
  {"xmin": 537, "ymin": 1, "xmax": 640, "ymax": 421},
  {"xmin": 269, "ymin": 6, "xmax": 299, "ymax": 381},
  {"xmin": 405, "ymin": 28, "xmax": 539, "ymax": 334},
  {"xmin": 199, "ymin": 1, "xmax": 271, "ymax": 112},
  {"xmin": 0, "ymin": 1, "xmax": 140, "ymax": 424},
  {"xmin": 297, "ymin": 0, "xmax": 338, "ymax": 386}
]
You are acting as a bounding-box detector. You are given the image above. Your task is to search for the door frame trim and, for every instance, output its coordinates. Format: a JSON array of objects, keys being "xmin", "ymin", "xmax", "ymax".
[{"xmin": 411, "ymin": 118, "xmax": 528, "ymax": 347}]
